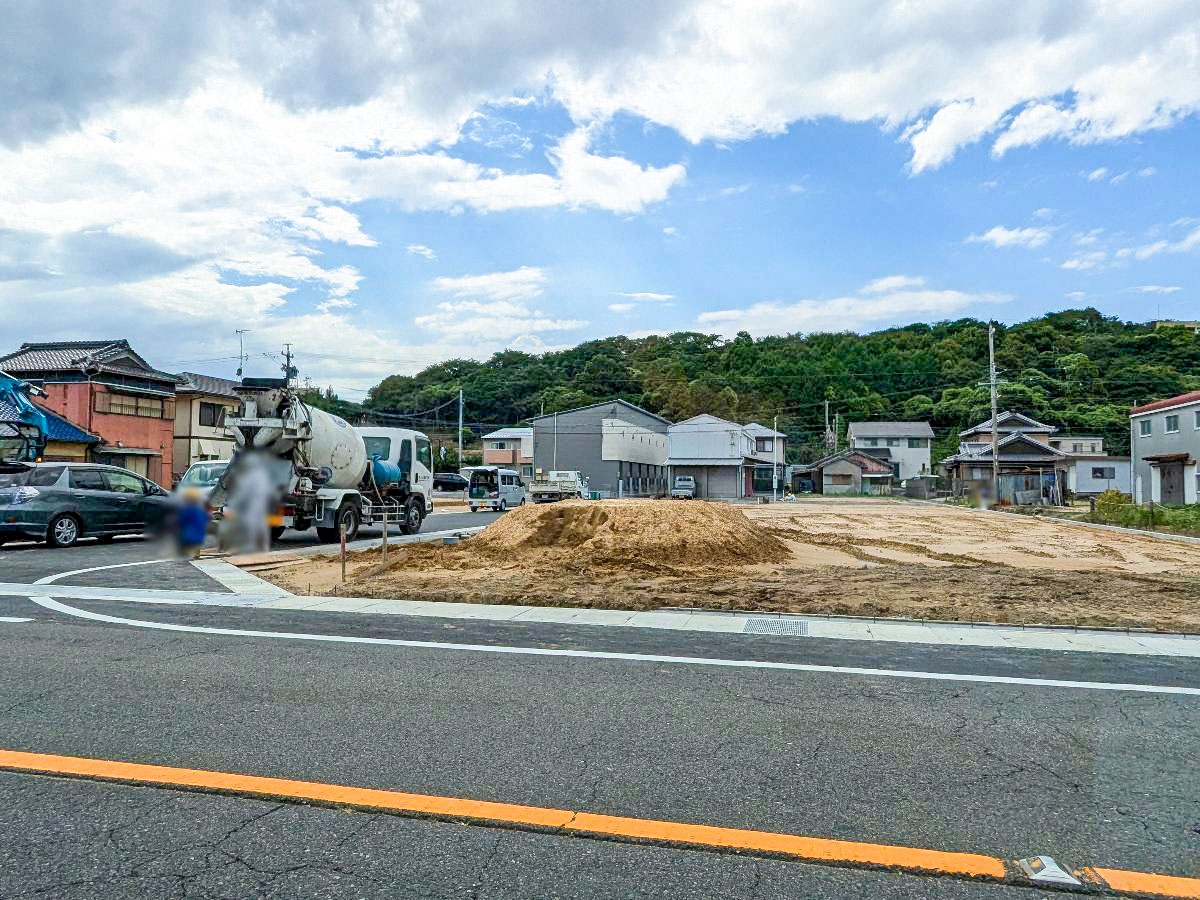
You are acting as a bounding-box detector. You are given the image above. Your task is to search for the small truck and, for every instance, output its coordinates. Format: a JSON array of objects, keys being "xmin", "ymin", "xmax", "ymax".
[
  {"xmin": 530, "ymin": 470, "xmax": 588, "ymax": 503},
  {"xmin": 669, "ymin": 475, "xmax": 696, "ymax": 499}
]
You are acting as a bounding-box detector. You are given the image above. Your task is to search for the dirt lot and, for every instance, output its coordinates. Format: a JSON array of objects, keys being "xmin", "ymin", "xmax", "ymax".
[{"xmin": 258, "ymin": 499, "xmax": 1200, "ymax": 631}]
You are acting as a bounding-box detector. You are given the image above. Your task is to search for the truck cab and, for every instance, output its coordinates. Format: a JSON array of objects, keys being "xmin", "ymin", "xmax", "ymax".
[
  {"xmin": 670, "ymin": 475, "xmax": 696, "ymax": 499},
  {"xmin": 356, "ymin": 427, "xmax": 434, "ymax": 506}
]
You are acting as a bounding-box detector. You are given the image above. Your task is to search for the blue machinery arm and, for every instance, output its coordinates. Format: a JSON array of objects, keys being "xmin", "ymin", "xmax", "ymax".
[{"xmin": 0, "ymin": 370, "xmax": 48, "ymax": 463}]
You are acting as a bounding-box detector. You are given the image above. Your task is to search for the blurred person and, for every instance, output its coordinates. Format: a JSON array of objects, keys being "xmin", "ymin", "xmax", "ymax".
[
  {"xmin": 225, "ymin": 450, "xmax": 275, "ymax": 553},
  {"xmin": 175, "ymin": 487, "xmax": 210, "ymax": 558}
]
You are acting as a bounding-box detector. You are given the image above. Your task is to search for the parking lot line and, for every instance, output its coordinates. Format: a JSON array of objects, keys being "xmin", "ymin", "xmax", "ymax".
[{"xmin": 2, "ymin": 747, "xmax": 1198, "ymax": 896}]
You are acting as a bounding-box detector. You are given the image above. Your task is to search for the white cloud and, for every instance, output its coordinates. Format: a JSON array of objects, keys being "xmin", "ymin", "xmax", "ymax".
[
  {"xmin": 1109, "ymin": 170, "xmax": 1130, "ymax": 184},
  {"xmin": 1133, "ymin": 285, "xmax": 1181, "ymax": 294},
  {"xmin": 1117, "ymin": 224, "xmax": 1200, "ymax": 260},
  {"xmin": 1085, "ymin": 167, "xmax": 1110, "ymax": 182},
  {"xmin": 614, "ymin": 291, "xmax": 675, "ymax": 302},
  {"xmin": 719, "ymin": 183, "xmax": 750, "ymax": 196},
  {"xmin": 430, "ymin": 266, "xmax": 547, "ymax": 302},
  {"xmin": 1065, "ymin": 291, "xmax": 1086, "ymax": 299},
  {"xmin": 1138, "ymin": 167, "xmax": 1158, "ymax": 177},
  {"xmin": 1073, "ymin": 229, "xmax": 1104, "ymax": 246},
  {"xmin": 608, "ymin": 302, "xmax": 635, "ymax": 312},
  {"xmin": 697, "ymin": 280, "xmax": 1006, "ymax": 337},
  {"xmin": 1061, "ymin": 251, "xmax": 1106, "ymax": 270},
  {"xmin": 1033, "ymin": 207, "xmax": 1055, "ymax": 220},
  {"xmin": 861, "ymin": 275, "xmax": 925, "ymax": 294},
  {"xmin": 662, "ymin": 226, "xmax": 679, "ymax": 236},
  {"xmin": 419, "ymin": 265, "xmax": 585, "ymax": 342},
  {"xmin": 406, "ymin": 244, "xmax": 437, "ymax": 260},
  {"xmin": 967, "ymin": 226, "xmax": 1053, "ymax": 249}
]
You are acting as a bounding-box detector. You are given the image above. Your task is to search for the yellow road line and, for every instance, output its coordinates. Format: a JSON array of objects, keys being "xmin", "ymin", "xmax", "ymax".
[{"xmin": 1, "ymin": 748, "xmax": 1198, "ymax": 896}]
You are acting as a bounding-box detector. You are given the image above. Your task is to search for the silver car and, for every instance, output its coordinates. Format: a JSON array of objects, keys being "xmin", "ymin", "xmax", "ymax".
[{"xmin": 0, "ymin": 461, "xmax": 173, "ymax": 548}]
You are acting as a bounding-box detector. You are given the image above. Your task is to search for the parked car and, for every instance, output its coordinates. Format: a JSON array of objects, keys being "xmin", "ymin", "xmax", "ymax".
[
  {"xmin": 433, "ymin": 472, "xmax": 469, "ymax": 492},
  {"xmin": 467, "ymin": 466, "xmax": 526, "ymax": 512},
  {"xmin": 0, "ymin": 461, "xmax": 173, "ymax": 547},
  {"xmin": 175, "ymin": 459, "xmax": 229, "ymax": 501},
  {"xmin": 670, "ymin": 475, "xmax": 696, "ymax": 499}
]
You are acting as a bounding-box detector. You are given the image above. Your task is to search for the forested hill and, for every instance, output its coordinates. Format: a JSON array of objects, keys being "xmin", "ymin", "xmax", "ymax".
[{"xmin": 302, "ymin": 309, "xmax": 1200, "ymax": 463}]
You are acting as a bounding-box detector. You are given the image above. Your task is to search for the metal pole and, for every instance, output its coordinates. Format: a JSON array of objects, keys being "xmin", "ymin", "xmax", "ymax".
[
  {"xmin": 553, "ymin": 412, "xmax": 558, "ymax": 469},
  {"xmin": 381, "ymin": 503, "xmax": 388, "ymax": 562},
  {"xmin": 339, "ymin": 522, "xmax": 347, "ymax": 582},
  {"xmin": 772, "ymin": 415, "xmax": 778, "ymax": 502},
  {"xmin": 824, "ymin": 399, "xmax": 831, "ymax": 450},
  {"xmin": 989, "ymin": 323, "xmax": 999, "ymax": 504},
  {"xmin": 457, "ymin": 389, "xmax": 463, "ymax": 472}
]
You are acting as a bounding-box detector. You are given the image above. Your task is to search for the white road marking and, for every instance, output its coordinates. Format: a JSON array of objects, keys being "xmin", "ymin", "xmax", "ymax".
[
  {"xmin": 25, "ymin": 594, "xmax": 1200, "ymax": 696},
  {"xmin": 0, "ymin": 616, "xmax": 33, "ymax": 623}
]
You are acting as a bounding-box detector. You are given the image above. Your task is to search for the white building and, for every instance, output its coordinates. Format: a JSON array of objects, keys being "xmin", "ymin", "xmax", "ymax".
[
  {"xmin": 664, "ymin": 415, "xmax": 781, "ymax": 498},
  {"xmin": 482, "ymin": 426, "xmax": 533, "ymax": 477},
  {"xmin": 1129, "ymin": 390, "xmax": 1200, "ymax": 504},
  {"xmin": 846, "ymin": 421, "xmax": 934, "ymax": 480}
]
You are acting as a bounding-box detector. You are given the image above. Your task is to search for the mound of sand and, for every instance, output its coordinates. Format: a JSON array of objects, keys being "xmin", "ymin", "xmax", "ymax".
[{"xmin": 470, "ymin": 499, "xmax": 788, "ymax": 567}]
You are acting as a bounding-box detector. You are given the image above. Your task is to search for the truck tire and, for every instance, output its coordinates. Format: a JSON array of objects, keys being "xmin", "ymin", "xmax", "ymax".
[
  {"xmin": 399, "ymin": 498, "xmax": 423, "ymax": 535},
  {"xmin": 317, "ymin": 502, "xmax": 360, "ymax": 543}
]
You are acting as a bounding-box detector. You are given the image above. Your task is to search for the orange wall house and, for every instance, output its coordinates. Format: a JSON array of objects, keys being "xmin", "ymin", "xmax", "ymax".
[{"xmin": 0, "ymin": 341, "xmax": 180, "ymax": 485}]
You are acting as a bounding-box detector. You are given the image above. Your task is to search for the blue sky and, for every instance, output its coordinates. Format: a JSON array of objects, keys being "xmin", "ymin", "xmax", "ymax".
[{"xmin": 1, "ymin": 1, "xmax": 1197, "ymax": 396}]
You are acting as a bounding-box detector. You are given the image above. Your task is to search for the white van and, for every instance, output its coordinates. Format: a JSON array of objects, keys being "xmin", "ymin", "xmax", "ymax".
[{"xmin": 468, "ymin": 466, "xmax": 526, "ymax": 512}]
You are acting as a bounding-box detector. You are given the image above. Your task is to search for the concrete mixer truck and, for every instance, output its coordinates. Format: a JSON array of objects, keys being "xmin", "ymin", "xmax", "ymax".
[{"xmin": 221, "ymin": 377, "xmax": 434, "ymax": 542}]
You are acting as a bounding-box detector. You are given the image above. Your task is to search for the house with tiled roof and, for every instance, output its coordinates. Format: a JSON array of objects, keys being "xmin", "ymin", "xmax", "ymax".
[
  {"xmin": 0, "ymin": 340, "xmax": 181, "ymax": 484},
  {"xmin": 36, "ymin": 404, "xmax": 100, "ymax": 462},
  {"xmin": 172, "ymin": 372, "xmax": 242, "ymax": 482}
]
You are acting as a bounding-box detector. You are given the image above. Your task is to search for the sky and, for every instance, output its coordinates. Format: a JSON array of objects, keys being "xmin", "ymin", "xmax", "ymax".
[{"xmin": 1, "ymin": 1, "xmax": 1198, "ymax": 399}]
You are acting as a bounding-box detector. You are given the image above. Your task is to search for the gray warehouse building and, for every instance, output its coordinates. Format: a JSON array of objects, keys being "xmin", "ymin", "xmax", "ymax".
[{"xmin": 531, "ymin": 399, "xmax": 671, "ymax": 497}]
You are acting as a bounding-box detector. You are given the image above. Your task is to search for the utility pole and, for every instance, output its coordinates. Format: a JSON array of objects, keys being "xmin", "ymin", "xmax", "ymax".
[
  {"xmin": 988, "ymin": 323, "xmax": 999, "ymax": 503},
  {"xmin": 457, "ymin": 388, "xmax": 463, "ymax": 472},
  {"xmin": 833, "ymin": 412, "xmax": 840, "ymax": 452},
  {"xmin": 282, "ymin": 344, "xmax": 296, "ymax": 386},
  {"xmin": 824, "ymin": 399, "xmax": 833, "ymax": 450},
  {"xmin": 235, "ymin": 329, "xmax": 249, "ymax": 377},
  {"xmin": 553, "ymin": 411, "xmax": 558, "ymax": 469},
  {"xmin": 772, "ymin": 414, "xmax": 779, "ymax": 502}
]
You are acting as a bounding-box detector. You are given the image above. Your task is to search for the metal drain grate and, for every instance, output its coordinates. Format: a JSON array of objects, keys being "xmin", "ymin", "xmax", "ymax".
[{"xmin": 743, "ymin": 617, "xmax": 808, "ymax": 636}]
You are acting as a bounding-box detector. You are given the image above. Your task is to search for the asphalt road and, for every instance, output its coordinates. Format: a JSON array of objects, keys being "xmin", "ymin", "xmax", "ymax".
[{"xmin": 0, "ymin": 571, "xmax": 1198, "ymax": 898}]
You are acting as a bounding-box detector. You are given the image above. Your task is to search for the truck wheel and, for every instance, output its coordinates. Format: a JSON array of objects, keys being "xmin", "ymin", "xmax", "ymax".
[
  {"xmin": 399, "ymin": 498, "xmax": 423, "ymax": 535},
  {"xmin": 499, "ymin": 499, "xmax": 507, "ymax": 512},
  {"xmin": 317, "ymin": 502, "xmax": 360, "ymax": 543}
]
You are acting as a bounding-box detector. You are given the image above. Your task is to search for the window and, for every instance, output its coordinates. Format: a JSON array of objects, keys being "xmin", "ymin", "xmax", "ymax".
[
  {"xmin": 753, "ymin": 466, "xmax": 774, "ymax": 492},
  {"xmin": 416, "ymin": 437, "xmax": 432, "ymax": 470},
  {"xmin": 399, "ymin": 439, "xmax": 412, "ymax": 469},
  {"xmin": 1091, "ymin": 467, "xmax": 1116, "ymax": 480},
  {"xmin": 862, "ymin": 438, "xmax": 878, "ymax": 447},
  {"xmin": 0, "ymin": 466, "xmax": 63, "ymax": 487},
  {"xmin": 104, "ymin": 470, "xmax": 145, "ymax": 494},
  {"xmin": 362, "ymin": 436, "xmax": 391, "ymax": 459},
  {"xmin": 886, "ymin": 438, "xmax": 900, "ymax": 447},
  {"xmin": 1139, "ymin": 419, "xmax": 1152, "ymax": 436},
  {"xmin": 829, "ymin": 473, "xmax": 852, "ymax": 485},
  {"xmin": 69, "ymin": 468, "xmax": 107, "ymax": 490},
  {"xmin": 198, "ymin": 402, "xmax": 225, "ymax": 427},
  {"xmin": 755, "ymin": 437, "xmax": 774, "ymax": 453},
  {"xmin": 95, "ymin": 391, "xmax": 169, "ymax": 419},
  {"xmin": 907, "ymin": 438, "xmax": 925, "ymax": 448},
  {"xmin": 1072, "ymin": 443, "xmax": 1083, "ymax": 452},
  {"xmin": 490, "ymin": 440, "xmax": 508, "ymax": 449},
  {"xmin": 1195, "ymin": 410, "xmax": 1200, "ymax": 429},
  {"xmin": 1165, "ymin": 415, "xmax": 1180, "ymax": 433}
]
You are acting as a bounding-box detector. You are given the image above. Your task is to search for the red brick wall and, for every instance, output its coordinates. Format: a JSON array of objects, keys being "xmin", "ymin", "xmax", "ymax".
[{"xmin": 35, "ymin": 383, "xmax": 174, "ymax": 485}]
